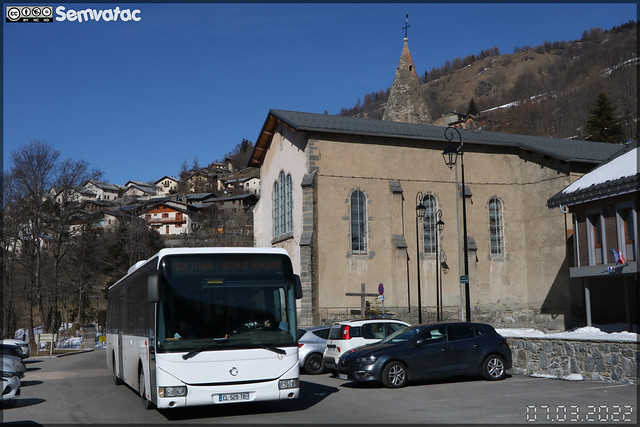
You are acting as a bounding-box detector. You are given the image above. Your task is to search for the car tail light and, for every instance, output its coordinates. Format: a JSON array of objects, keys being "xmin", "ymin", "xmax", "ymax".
[
  {"xmin": 298, "ymin": 343, "xmax": 304, "ymax": 348},
  {"xmin": 342, "ymin": 325, "xmax": 351, "ymax": 340}
]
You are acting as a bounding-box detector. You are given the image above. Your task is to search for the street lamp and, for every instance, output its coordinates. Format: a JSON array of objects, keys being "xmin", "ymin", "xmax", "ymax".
[
  {"xmin": 443, "ymin": 126, "xmax": 471, "ymax": 322},
  {"xmin": 415, "ymin": 192, "xmax": 426, "ymax": 324},
  {"xmin": 435, "ymin": 210, "xmax": 444, "ymax": 321}
]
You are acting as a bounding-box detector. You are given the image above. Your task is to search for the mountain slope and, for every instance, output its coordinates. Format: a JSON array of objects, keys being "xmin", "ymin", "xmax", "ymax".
[{"xmin": 340, "ymin": 22, "xmax": 637, "ymax": 142}]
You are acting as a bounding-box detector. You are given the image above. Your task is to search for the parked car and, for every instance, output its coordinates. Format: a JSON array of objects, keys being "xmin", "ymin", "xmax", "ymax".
[
  {"xmin": 1, "ymin": 346, "xmax": 26, "ymax": 379},
  {"xmin": 297, "ymin": 326, "xmax": 331, "ymax": 374},
  {"xmin": 323, "ymin": 318, "xmax": 410, "ymax": 373},
  {"xmin": 1, "ymin": 339, "xmax": 30, "ymax": 359},
  {"xmin": 1, "ymin": 372, "xmax": 21, "ymax": 406},
  {"xmin": 337, "ymin": 322, "xmax": 512, "ymax": 388}
]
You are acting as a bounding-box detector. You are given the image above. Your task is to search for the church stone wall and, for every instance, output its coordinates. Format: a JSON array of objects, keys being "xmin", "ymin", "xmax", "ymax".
[{"xmin": 306, "ymin": 133, "xmax": 578, "ymax": 329}]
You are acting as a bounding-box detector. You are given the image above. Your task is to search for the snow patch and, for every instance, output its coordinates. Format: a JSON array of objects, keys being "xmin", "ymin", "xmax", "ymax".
[
  {"xmin": 496, "ymin": 325, "xmax": 637, "ymax": 342},
  {"xmin": 561, "ymin": 147, "xmax": 637, "ymax": 194}
]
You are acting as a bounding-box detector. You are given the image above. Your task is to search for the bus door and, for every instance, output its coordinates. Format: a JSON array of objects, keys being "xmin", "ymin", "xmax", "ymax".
[{"xmin": 118, "ymin": 294, "xmax": 125, "ymax": 379}]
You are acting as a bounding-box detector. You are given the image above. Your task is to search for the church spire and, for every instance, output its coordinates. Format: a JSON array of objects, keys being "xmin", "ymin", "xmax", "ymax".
[{"xmin": 382, "ymin": 12, "xmax": 433, "ymax": 124}]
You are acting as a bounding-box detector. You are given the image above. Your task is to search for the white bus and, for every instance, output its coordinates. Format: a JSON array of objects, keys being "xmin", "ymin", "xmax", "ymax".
[{"xmin": 106, "ymin": 247, "xmax": 303, "ymax": 409}]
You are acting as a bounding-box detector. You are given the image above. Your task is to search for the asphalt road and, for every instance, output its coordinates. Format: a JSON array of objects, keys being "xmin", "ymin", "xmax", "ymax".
[{"xmin": 3, "ymin": 349, "xmax": 637, "ymax": 424}]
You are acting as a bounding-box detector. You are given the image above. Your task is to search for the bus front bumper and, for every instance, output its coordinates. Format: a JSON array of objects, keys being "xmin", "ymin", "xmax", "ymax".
[{"xmin": 154, "ymin": 379, "xmax": 299, "ymax": 408}]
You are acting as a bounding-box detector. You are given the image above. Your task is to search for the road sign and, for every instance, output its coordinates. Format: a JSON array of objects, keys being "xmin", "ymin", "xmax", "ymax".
[
  {"xmin": 378, "ymin": 283, "xmax": 384, "ymax": 295},
  {"xmin": 460, "ymin": 275, "xmax": 469, "ymax": 284},
  {"xmin": 378, "ymin": 295, "xmax": 385, "ymax": 301}
]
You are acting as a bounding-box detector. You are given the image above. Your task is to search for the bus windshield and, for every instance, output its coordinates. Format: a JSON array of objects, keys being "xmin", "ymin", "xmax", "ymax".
[{"xmin": 157, "ymin": 254, "xmax": 297, "ymax": 352}]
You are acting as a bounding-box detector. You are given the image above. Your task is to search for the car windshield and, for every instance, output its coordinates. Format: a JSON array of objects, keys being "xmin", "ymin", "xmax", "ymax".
[{"xmin": 379, "ymin": 325, "xmax": 421, "ymax": 343}]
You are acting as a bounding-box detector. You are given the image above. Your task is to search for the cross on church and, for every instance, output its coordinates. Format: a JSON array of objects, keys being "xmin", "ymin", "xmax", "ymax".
[
  {"xmin": 402, "ymin": 11, "xmax": 410, "ymax": 39},
  {"xmin": 345, "ymin": 282, "xmax": 379, "ymax": 316}
]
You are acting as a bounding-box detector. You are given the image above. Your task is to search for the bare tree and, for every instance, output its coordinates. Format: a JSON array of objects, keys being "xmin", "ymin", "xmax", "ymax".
[
  {"xmin": 45, "ymin": 158, "xmax": 102, "ymax": 331},
  {"xmin": 4, "ymin": 140, "xmax": 59, "ymax": 343}
]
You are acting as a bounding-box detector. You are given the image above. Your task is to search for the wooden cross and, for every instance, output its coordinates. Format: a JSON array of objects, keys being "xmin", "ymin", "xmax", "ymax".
[
  {"xmin": 345, "ymin": 282, "xmax": 379, "ymax": 316},
  {"xmin": 403, "ymin": 11, "xmax": 410, "ymax": 39}
]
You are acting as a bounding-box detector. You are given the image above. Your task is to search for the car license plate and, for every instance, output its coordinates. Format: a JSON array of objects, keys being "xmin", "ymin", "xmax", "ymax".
[
  {"xmin": 218, "ymin": 392, "xmax": 250, "ymax": 402},
  {"xmin": 338, "ymin": 373, "xmax": 348, "ymax": 380}
]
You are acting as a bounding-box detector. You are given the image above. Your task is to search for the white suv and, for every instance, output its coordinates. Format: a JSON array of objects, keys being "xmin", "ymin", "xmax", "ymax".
[{"xmin": 323, "ymin": 318, "xmax": 410, "ymax": 372}]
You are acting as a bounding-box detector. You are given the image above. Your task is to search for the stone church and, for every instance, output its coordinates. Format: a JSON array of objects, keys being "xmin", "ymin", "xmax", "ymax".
[{"xmin": 248, "ymin": 34, "xmax": 621, "ymax": 330}]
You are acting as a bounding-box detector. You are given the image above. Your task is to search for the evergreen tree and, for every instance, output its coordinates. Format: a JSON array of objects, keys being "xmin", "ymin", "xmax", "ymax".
[
  {"xmin": 585, "ymin": 92, "xmax": 625, "ymax": 143},
  {"xmin": 467, "ymin": 98, "xmax": 479, "ymax": 116}
]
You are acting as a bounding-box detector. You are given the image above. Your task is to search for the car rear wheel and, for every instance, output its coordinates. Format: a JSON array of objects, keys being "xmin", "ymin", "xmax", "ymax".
[
  {"xmin": 304, "ymin": 353, "xmax": 325, "ymax": 375},
  {"xmin": 382, "ymin": 361, "xmax": 407, "ymax": 388},
  {"xmin": 482, "ymin": 354, "xmax": 507, "ymax": 380}
]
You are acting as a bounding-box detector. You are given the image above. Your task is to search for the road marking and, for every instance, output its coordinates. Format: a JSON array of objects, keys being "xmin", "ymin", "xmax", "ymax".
[{"xmin": 26, "ymin": 368, "xmax": 110, "ymax": 381}]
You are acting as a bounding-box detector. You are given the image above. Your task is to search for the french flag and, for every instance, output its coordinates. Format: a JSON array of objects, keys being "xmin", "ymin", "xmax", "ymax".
[{"xmin": 611, "ymin": 248, "xmax": 626, "ymax": 265}]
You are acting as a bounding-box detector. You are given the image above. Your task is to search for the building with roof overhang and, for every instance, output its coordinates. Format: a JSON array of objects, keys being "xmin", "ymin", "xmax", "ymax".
[
  {"xmin": 249, "ymin": 109, "xmax": 621, "ymax": 329},
  {"xmin": 547, "ymin": 141, "xmax": 638, "ymax": 331}
]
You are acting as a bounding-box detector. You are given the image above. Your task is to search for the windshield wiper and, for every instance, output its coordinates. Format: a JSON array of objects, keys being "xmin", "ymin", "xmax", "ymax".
[
  {"xmin": 182, "ymin": 338, "xmax": 230, "ymax": 360},
  {"xmin": 258, "ymin": 345, "xmax": 286, "ymax": 355}
]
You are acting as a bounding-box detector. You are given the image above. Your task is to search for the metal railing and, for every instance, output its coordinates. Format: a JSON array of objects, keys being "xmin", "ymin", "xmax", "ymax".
[{"xmin": 309, "ymin": 306, "xmax": 461, "ymax": 326}]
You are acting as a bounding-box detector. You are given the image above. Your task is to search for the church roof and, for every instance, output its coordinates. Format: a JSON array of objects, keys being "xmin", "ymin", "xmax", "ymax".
[{"xmin": 248, "ymin": 109, "xmax": 621, "ymax": 167}]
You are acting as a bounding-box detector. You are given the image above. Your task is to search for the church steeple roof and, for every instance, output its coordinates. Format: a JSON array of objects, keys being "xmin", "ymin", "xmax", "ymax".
[{"xmin": 383, "ymin": 15, "xmax": 433, "ymax": 124}]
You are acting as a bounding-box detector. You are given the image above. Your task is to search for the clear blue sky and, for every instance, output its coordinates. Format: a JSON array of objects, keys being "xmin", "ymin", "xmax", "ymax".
[{"xmin": 3, "ymin": 2, "xmax": 636, "ymax": 185}]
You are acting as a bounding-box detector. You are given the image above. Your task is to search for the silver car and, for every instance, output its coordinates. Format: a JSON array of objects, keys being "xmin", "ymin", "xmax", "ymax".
[
  {"xmin": 1, "ymin": 373, "xmax": 21, "ymax": 406},
  {"xmin": 1, "ymin": 348, "xmax": 26, "ymax": 378},
  {"xmin": 2, "ymin": 351, "xmax": 25, "ymax": 407},
  {"xmin": 1, "ymin": 339, "xmax": 30, "ymax": 359},
  {"xmin": 297, "ymin": 326, "xmax": 330, "ymax": 375}
]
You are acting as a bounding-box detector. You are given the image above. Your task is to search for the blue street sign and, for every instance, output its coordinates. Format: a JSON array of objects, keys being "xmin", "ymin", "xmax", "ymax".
[{"xmin": 378, "ymin": 283, "xmax": 384, "ymax": 295}]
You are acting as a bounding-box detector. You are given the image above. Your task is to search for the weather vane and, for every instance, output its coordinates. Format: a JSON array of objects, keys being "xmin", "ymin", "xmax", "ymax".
[{"xmin": 403, "ymin": 11, "xmax": 410, "ymax": 39}]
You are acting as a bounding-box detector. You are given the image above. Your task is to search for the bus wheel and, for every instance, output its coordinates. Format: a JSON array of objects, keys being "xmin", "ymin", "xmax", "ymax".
[
  {"xmin": 113, "ymin": 354, "xmax": 123, "ymax": 385},
  {"xmin": 139, "ymin": 369, "xmax": 152, "ymax": 410}
]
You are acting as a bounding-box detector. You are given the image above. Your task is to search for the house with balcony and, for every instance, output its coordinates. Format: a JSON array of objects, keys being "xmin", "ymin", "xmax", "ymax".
[
  {"xmin": 155, "ymin": 176, "xmax": 180, "ymax": 196},
  {"xmin": 547, "ymin": 141, "xmax": 638, "ymax": 331},
  {"xmin": 141, "ymin": 201, "xmax": 193, "ymax": 236}
]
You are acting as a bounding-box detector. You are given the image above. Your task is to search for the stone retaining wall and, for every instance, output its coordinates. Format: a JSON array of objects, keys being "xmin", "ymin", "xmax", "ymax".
[{"xmin": 507, "ymin": 337, "xmax": 638, "ymax": 384}]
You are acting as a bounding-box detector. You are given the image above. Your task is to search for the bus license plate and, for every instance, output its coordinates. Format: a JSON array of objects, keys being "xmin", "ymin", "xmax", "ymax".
[{"xmin": 218, "ymin": 392, "xmax": 250, "ymax": 402}]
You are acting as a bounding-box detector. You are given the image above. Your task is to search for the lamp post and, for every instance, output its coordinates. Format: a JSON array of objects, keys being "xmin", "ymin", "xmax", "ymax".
[
  {"xmin": 435, "ymin": 210, "xmax": 444, "ymax": 321},
  {"xmin": 443, "ymin": 126, "xmax": 471, "ymax": 322},
  {"xmin": 415, "ymin": 192, "xmax": 426, "ymax": 324},
  {"xmin": 440, "ymin": 249, "xmax": 448, "ymax": 321}
]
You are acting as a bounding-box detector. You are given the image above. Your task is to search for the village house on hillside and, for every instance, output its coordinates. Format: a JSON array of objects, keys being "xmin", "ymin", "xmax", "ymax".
[
  {"xmin": 248, "ymin": 32, "xmax": 624, "ymax": 330},
  {"xmin": 155, "ymin": 176, "xmax": 180, "ymax": 196},
  {"xmin": 123, "ymin": 180, "xmax": 157, "ymax": 199},
  {"xmin": 141, "ymin": 201, "xmax": 194, "ymax": 236},
  {"xmin": 547, "ymin": 141, "xmax": 638, "ymax": 331}
]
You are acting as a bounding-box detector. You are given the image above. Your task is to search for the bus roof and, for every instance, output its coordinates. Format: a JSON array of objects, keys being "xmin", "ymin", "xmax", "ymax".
[{"xmin": 109, "ymin": 247, "xmax": 291, "ymax": 290}]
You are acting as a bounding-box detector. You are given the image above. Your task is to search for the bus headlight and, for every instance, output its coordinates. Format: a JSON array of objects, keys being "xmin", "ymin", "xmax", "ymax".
[
  {"xmin": 278, "ymin": 379, "xmax": 299, "ymax": 390},
  {"xmin": 158, "ymin": 386, "xmax": 187, "ymax": 398}
]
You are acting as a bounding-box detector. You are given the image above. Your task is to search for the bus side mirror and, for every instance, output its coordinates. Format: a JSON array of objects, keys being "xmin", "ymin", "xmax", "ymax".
[
  {"xmin": 294, "ymin": 275, "xmax": 303, "ymax": 300},
  {"xmin": 148, "ymin": 273, "xmax": 160, "ymax": 302}
]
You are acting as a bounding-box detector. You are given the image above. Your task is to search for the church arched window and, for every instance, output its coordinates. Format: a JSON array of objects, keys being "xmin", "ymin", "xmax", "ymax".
[
  {"xmin": 488, "ymin": 197, "xmax": 505, "ymax": 256},
  {"xmin": 273, "ymin": 171, "xmax": 293, "ymax": 238},
  {"xmin": 422, "ymin": 194, "xmax": 438, "ymax": 255},
  {"xmin": 272, "ymin": 179, "xmax": 280, "ymax": 237},
  {"xmin": 350, "ymin": 190, "xmax": 368, "ymax": 254}
]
